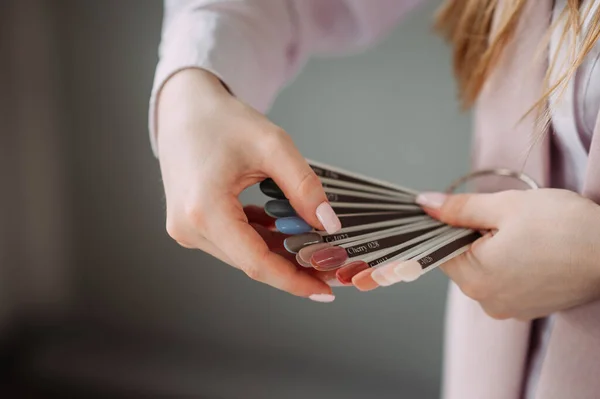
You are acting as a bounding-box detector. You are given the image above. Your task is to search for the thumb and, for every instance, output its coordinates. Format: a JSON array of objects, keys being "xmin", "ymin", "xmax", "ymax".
[
  {"xmin": 439, "ymin": 232, "xmax": 494, "ymax": 301},
  {"xmin": 416, "ymin": 192, "xmax": 504, "ymax": 230},
  {"xmin": 263, "ymin": 138, "xmax": 341, "ymax": 234}
]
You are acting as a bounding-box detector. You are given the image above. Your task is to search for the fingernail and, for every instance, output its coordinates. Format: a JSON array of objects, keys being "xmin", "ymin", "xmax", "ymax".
[
  {"xmin": 275, "ymin": 217, "xmax": 312, "ymax": 235},
  {"xmin": 371, "ymin": 263, "xmax": 402, "ymax": 287},
  {"xmin": 309, "ymin": 294, "xmax": 336, "ymax": 303},
  {"xmin": 316, "ymin": 202, "xmax": 342, "ymax": 234},
  {"xmin": 393, "ymin": 261, "xmax": 423, "ymax": 282},
  {"xmin": 416, "ymin": 192, "xmax": 448, "ymax": 210}
]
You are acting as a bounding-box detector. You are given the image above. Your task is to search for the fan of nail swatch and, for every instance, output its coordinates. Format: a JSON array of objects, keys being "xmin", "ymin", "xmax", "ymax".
[{"xmin": 259, "ymin": 160, "xmax": 481, "ymax": 291}]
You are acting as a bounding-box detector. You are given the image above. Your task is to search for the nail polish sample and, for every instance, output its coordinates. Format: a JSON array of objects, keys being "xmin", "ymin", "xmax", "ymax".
[
  {"xmin": 309, "ymin": 294, "xmax": 336, "ymax": 303},
  {"xmin": 264, "ymin": 200, "xmax": 296, "ymax": 218},
  {"xmin": 310, "ymin": 246, "xmax": 348, "ymax": 270},
  {"xmin": 415, "ymin": 192, "xmax": 447, "ymax": 209},
  {"xmin": 296, "ymin": 253, "xmax": 311, "ymax": 267},
  {"xmin": 283, "ymin": 233, "xmax": 323, "ymax": 253},
  {"xmin": 275, "ymin": 217, "xmax": 313, "ymax": 235},
  {"xmin": 259, "ymin": 179, "xmax": 286, "ymax": 199},
  {"xmin": 336, "ymin": 261, "xmax": 369, "ymax": 285},
  {"xmin": 315, "ymin": 202, "xmax": 342, "ymax": 234},
  {"xmin": 351, "ymin": 268, "xmax": 379, "ymax": 291},
  {"xmin": 370, "ymin": 263, "xmax": 402, "ymax": 286},
  {"xmin": 394, "ymin": 261, "xmax": 423, "ymax": 282},
  {"xmin": 298, "ymin": 243, "xmax": 332, "ymax": 266}
]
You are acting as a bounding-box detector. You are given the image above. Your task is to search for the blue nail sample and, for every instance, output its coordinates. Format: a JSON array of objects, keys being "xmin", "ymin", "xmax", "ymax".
[
  {"xmin": 275, "ymin": 217, "xmax": 312, "ymax": 235},
  {"xmin": 265, "ymin": 200, "xmax": 297, "ymax": 218}
]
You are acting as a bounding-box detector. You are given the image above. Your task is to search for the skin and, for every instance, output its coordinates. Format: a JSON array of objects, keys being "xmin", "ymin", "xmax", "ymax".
[
  {"xmin": 156, "ymin": 69, "xmax": 335, "ymax": 299},
  {"xmin": 371, "ymin": 189, "xmax": 600, "ymax": 321},
  {"xmin": 157, "ymin": 69, "xmax": 600, "ymax": 317}
]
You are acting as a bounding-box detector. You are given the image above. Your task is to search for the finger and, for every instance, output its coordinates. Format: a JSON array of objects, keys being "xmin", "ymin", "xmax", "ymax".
[
  {"xmin": 187, "ymin": 234, "xmax": 236, "ymax": 266},
  {"xmin": 166, "ymin": 215, "xmax": 235, "ymax": 265},
  {"xmin": 193, "ymin": 230, "xmax": 324, "ymax": 288},
  {"xmin": 415, "ymin": 191, "xmax": 518, "ymax": 230},
  {"xmin": 261, "ymin": 132, "xmax": 341, "ymax": 234},
  {"xmin": 206, "ymin": 199, "xmax": 333, "ymax": 298},
  {"xmin": 244, "ymin": 205, "xmax": 276, "ymax": 228},
  {"xmin": 480, "ymin": 302, "xmax": 512, "ymax": 320},
  {"xmin": 304, "ymin": 268, "xmax": 342, "ymax": 286},
  {"xmin": 270, "ymin": 249, "xmax": 343, "ymax": 287},
  {"xmin": 273, "ymin": 248, "xmax": 301, "ymax": 264},
  {"xmin": 250, "ymin": 223, "xmax": 288, "ymax": 252},
  {"xmin": 439, "ymin": 233, "xmax": 495, "ymax": 301}
]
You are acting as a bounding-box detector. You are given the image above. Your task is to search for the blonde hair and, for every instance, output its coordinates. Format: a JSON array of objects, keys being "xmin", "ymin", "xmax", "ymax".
[{"xmin": 435, "ymin": 0, "xmax": 600, "ymax": 113}]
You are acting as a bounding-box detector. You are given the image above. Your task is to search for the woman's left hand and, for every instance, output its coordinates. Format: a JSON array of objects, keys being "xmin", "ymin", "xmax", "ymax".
[{"xmin": 371, "ymin": 189, "xmax": 600, "ymax": 321}]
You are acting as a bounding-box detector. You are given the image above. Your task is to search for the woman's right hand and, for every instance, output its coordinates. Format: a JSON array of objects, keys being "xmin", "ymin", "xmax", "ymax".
[{"xmin": 155, "ymin": 69, "xmax": 341, "ymax": 302}]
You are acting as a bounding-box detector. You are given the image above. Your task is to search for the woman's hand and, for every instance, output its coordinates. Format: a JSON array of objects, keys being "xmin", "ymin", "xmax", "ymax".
[
  {"xmin": 370, "ymin": 189, "xmax": 600, "ymax": 320},
  {"xmin": 244, "ymin": 205, "xmax": 344, "ymax": 288},
  {"xmin": 156, "ymin": 69, "xmax": 341, "ymax": 302}
]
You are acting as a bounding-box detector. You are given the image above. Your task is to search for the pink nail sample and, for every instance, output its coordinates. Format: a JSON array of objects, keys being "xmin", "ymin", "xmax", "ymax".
[
  {"xmin": 336, "ymin": 261, "xmax": 369, "ymax": 285},
  {"xmin": 298, "ymin": 243, "xmax": 332, "ymax": 267},
  {"xmin": 310, "ymin": 246, "xmax": 348, "ymax": 270}
]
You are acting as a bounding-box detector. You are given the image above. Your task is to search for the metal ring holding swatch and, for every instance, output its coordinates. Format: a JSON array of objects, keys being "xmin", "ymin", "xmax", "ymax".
[{"xmin": 445, "ymin": 168, "xmax": 539, "ymax": 194}]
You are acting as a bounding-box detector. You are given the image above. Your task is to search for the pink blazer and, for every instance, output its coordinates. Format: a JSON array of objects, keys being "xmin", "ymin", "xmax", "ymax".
[
  {"xmin": 152, "ymin": 1, "xmax": 600, "ymax": 397},
  {"xmin": 443, "ymin": 1, "xmax": 600, "ymax": 398}
]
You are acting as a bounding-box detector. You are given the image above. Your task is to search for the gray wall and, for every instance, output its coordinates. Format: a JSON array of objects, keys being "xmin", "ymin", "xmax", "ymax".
[{"xmin": 35, "ymin": 1, "xmax": 472, "ymax": 398}]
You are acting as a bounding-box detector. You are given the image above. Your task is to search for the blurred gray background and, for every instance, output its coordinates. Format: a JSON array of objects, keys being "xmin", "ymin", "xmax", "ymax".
[{"xmin": 1, "ymin": 0, "xmax": 471, "ymax": 397}]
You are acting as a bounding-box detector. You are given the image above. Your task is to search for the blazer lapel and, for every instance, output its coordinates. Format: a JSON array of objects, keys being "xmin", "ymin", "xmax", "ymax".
[
  {"xmin": 443, "ymin": 1, "xmax": 552, "ymax": 399},
  {"xmin": 582, "ymin": 111, "xmax": 600, "ymax": 202},
  {"xmin": 533, "ymin": 98, "xmax": 600, "ymax": 399}
]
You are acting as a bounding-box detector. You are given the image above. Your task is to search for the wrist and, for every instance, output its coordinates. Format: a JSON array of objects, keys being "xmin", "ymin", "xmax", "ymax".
[
  {"xmin": 156, "ymin": 68, "xmax": 230, "ymax": 143},
  {"xmin": 160, "ymin": 68, "xmax": 230, "ymax": 104}
]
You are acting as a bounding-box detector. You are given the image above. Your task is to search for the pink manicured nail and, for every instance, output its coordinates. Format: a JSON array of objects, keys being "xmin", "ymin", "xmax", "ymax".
[
  {"xmin": 309, "ymin": 294, "xmax": 336, "ymax": 303},
  {"xmin": 416, "ymin": 192, "xmax": 448, "ymax": 210},
  {"xmin": 316, "ymin": 202, "xmax": 342, "ymax": 234}
]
